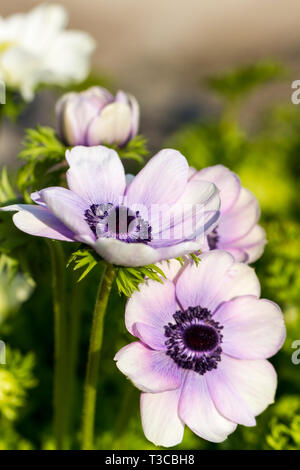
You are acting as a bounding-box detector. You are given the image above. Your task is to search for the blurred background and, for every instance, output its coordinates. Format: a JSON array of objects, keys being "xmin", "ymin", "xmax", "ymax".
[
  {"xmin": 1, "ymin": 0, "xmax": 300, "ymax": 451},
  {"xmin": 1, "ymin": 0, "xmax": 300, "ymax": 163}
]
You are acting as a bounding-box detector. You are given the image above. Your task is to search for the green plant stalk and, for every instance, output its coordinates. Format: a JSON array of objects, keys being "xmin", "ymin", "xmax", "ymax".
[
  {"xmin": 48, "ymin": 241, "xmax": 68, "ymax": 450},
  {"xmin": 81, "ymin": 262, "xmax": 115, "ymax": 450}
]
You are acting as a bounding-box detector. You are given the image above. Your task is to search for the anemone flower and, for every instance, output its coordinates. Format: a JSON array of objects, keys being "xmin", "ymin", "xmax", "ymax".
[
  {"xmin": 56, "ymin": 87, "xmax": 139, "ymax": 147},
  {"xmin": 2, "ymin": 146, "xmax": 220, "ymax": 267},
  {"xmin": 115, "ymin": 251, "xmax": 285, "ymax": 446},
  {"xmin": 0, "ymin": 4, "xmax": 95, "ymax": 101},
  {"xmin": 189, "ymin": 165, "xmax": 266, "ymax": 263}
]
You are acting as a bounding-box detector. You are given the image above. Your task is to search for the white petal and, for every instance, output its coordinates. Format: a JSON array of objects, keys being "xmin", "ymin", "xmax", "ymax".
[
  {"xmin": 87, "ymin": 102, "xmax": 132, "ymax": 146},
  {"xmin": 179, "ymin": 372, "xmax": 237, "ymax": 442},
  {"xmin": 214, "ymin": 296, "xmax": 286, "ymax": 359},
  {"xmin": 90, "ymin": 237, "xmax": 159, "ymax": 267},
  {"xmin": 66, "ymin": 146, "xmax": 126, "ymax": 205},
  {"xmin": 141, "ymin": 389, "xmax": 184, "ymax": 447},
  {"xmin": 215, "ymin": 355, "xmax": 278, "ymax": 417}
]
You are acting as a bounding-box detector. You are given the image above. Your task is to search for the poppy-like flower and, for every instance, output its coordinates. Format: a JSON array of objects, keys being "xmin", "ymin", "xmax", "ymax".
[
  {"xmin": 189, "ymin": 165, "xmax": 266, "ymax": 263},
  {"xmin": 0, "ymin": 4, "xmax": 95, "ymax": 101},
  {"xmin": 115, "ymin": 251, "xmax": 285, "ymax": 446},
  {"xmin": 56, "ymin": 87, "xmax": 139, "ymax": 147},
  {"xmin": 2, "ymin": 146, "xmax": 220, "ymax": 267}
]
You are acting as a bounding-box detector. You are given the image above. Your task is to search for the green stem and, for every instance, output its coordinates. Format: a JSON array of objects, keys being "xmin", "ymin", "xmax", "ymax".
[
  {"xmin": 81, "ymin": 262, "xmax": 115, "ymax": 450},
  {"xmin": 48, "ymin": 241, "xmax": 68, "ymax": 450}
]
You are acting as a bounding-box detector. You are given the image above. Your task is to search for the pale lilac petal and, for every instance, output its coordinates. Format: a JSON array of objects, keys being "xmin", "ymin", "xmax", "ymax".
[
  {"xmin": 176, "ymin": 251, "xmax": 260, "ymax": 312},
  {"xmin": 155, "ymin": 241, "xmax": 205, "ymax": 261},
  {"xmin": 87, "ymin": 102, "xmax": 132, "ymax": 146},
  {"xmin": 141, "ymin": 389, "xmax": 184, "ymax": 447},
  {"xmin": 114, "ymin": 342, "xmax": 182, "ymax": 393},
  {"xmin": 207, "ymin": 367, "xmax": 256, "ymax": 426},
  {"xmin": 214, "ymin": 296, "xmax": 286, "ymax": 359},
  {"xmin": 116, "ymin": 91, "xmax": 140, "ymax": 138},
  {"xmin": 125, "ymin": 149, "xmax": 189, "ymax": 207},
  {"xmin": 90, "ymin": 237, "xmax": 160, "ymax": 267},
  {"xmin": 1, "ymin": 204, "xmax": 75, "ymax": 241},
  {"xmin": 157, "ymin": 259, "xmax": 187, "ymax": 283},
  {"xmin": 191, "ymin": 165, "xmax": 241, "ymax": 213},
  {"xmin": 217, "ymin": 188, "xmax": 260, "ymax": 243},
  {"xmin": 133, "ymin": 322, "xmax": 167, "ymax": 351},
  {"xmin": 215, "ymin": 355, "xmax": 277, "ymax": 417},
  {"xmin": 150, "ymin": 180, "xmax": 220, "ymax": 244},
  {"xmin": 179, "ymin": 371, "xmax": 237, "ymax": 442},
  {"xmin": 61, "ymin": 95, "xmax": 100, "ymax": 146},
  {"xmin": 224, "ymin": 224, "xmax": 266, "ymax": 264},
  {"xmin": 39, "ymin": 187, "xmax": 94, "ymax": 238},
  {"xmin": 125, "ymin": 279, "xmax": 177, "ymax": 335},
  {"xmin": 66, "ymin": 146, "xmax": 126, "ymax": 205}
]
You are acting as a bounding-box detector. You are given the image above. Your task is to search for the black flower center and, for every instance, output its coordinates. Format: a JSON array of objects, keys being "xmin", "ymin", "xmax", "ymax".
[
  {"xmin": 84, "ymin": 203, "xmax": 152, "ymax": 244},
  {"xmin": 183, "ymin": 324, "xmax": 219, "ymax": 352},
  {"xmin": 164, "ymin": 306, "xmax": 223, "ymax": 375},
  {"xmin": 207, "ymin": 227, "xmax": 219, "ymax": 250}
]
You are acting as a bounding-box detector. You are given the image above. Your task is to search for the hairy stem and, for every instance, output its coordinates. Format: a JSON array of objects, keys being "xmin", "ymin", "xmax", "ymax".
[
  {"xmin": 48, "ymin": 241, "xmax": 68, "ymax": 450},
  {"xmin": 81, "ymin": 262, "xmax": 115, "ymax": 450}
]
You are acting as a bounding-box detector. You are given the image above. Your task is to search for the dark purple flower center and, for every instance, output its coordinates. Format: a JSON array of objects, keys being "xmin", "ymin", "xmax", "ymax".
[
  {"xmin": 84, "ymin": 203, "xmax": 152, "ymax": 244},
  {"xmin": 207, "ymin": 227, "xmax": 219, "ymax": 250},
  {"xmin": 164, "ymin": 306, "xmax": 223, "ymax": 375}
]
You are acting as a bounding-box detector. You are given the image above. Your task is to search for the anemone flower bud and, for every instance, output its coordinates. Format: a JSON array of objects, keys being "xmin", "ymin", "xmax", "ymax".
[{"xmin": 56, "ymin": 87, "xmax": 139, "ymax": 147}]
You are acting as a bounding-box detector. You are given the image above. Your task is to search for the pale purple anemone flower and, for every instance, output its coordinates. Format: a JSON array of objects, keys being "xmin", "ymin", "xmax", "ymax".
[
  {"xmin": 56, "ymin": 86, "xmax": 139, "ymax": 147},
  {"xmin": 189, "ymin": 165, "xmax": 266, "ymax": 263},
  {"xmin": 115, "ymin": 251, "xmax": 285, "ymax": 447},
  {"xmin": 2, "ymin": 146, "xmax": 220, "ymax": 267}
]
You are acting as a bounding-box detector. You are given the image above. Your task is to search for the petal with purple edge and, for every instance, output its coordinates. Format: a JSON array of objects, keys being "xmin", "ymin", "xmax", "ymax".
[
  {"xmin": 223, "ymin": 224, "xmax": 266, "ymax": 264},
  {"xmin": 125, "ymin": 278, "xmax": 177, "ymax": 335},
  {"xmin": 125, "ymin": 149, "xmax": 189, "ymax": 208},
  {"xmin": 214, "ymin": 355, "xmax": 277, "ymax": 417},
  {"xmin": 141, "ymin": 389, "xmax": 184, "ymax": 447},
  {"xmin": 40, "ymin": 187, "xmax": 94, "ymax": 238},
  {"xmin": 217, "ymin": 188, "xmax": 260, "ymax": 243},
  {"xmin": 1, "ymin": 204, "xmax": 75, "ymax": 241},
  {"xmin": 191, "ymin": 165, "xmax": 241, "ymax": 214},
  {"xmin": 179, "ymin": 371, "xmax": 237, "ymax": 442},
  {"xmin": 114, "ymin": 342, "xmax": 182, "ymax": 393},
  {"xmin": 213, "ymin": 296, "xmax": 286, "ymax": 359},
  {"xmin": 133, "ymin": 322, "xmax": 167, "ymax": 351},
  {"xmin": 66, "ymin": 146, "xmax": 126, "ymax": 205},
  {"xmin": 176, "ymin": 251, "xmax": 260, "ymax": 312}
]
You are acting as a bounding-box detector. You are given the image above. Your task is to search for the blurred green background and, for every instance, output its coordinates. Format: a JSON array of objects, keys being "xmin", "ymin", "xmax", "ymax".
[{"xmin": 0, "ymin": 1, "xmax": 300, "ymax": 451}]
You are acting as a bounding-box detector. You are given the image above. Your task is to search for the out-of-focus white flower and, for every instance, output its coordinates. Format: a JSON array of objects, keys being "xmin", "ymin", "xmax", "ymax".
[
  {"xmin": 0, "ymin": 4, "xmax": 96, "ymax": 101},
  {"xmin": 0, "ymin": 271, "xmax": 35, "ymax": 323}
]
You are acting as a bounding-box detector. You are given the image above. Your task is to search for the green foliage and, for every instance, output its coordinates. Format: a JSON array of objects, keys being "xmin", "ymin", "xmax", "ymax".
[
  {"xmin": 17, "ymin": 126, "xmax": 67, "ymax": 201},
  {"xmin": 67, "ymin": 248, "xmax": 100, "ymax": 282},
  {"xmin": 111, "ymin": 135, "xmax": 149, "ymax": 164},
  {"xmin": 0, "ymin": 168, "xmax": 16, "ymax": 203},
  {"xmin": 115, "ymin": 264, "xmax": 166, "ymax": 297},
  {"xmin": 0, "ymin": 88, "xmax": 27, "ymax": 122},
  {"xmin": 206, "ymin": 61, "xmax": 286, "ymax": 102},
  {"xmin": 266, "ymin": 396, "xmax": 300, "ymax": 450},
  {"xmin": 0, "ymin": 347, "xmax": 36, "ymax": 421}
]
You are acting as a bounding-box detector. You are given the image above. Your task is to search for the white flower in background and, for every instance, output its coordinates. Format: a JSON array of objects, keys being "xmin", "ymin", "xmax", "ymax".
[
  {"xmin": 0, "ymin": 271, "xmax": 34, "ymax": 323},
  {"xmin": 0, "ymin": 4, "xmax": 96, "ymax": 101}
]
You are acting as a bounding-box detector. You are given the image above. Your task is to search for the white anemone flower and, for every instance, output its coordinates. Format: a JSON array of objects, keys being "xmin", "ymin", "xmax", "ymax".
[{"xmin": 0, "ymin": 4, "xmax": 96, "ymax": 101}]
